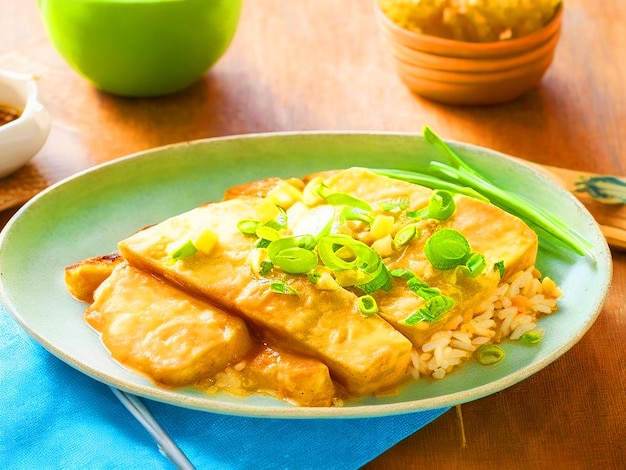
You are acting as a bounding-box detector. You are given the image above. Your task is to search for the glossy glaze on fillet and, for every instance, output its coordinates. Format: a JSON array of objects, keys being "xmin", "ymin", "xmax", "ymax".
[
  {"xmin": 118, "ymin": 195, "xmax": 414, "ymax": 396},
  {"xmin": 68, "ymin": 167, "xmax": 548, "ymax": 405}
]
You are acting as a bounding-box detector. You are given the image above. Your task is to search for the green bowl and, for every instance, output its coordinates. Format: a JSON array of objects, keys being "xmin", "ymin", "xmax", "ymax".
[{"xmin": 38, "ymin": 0, "xmax": 242, "ymax": 97}]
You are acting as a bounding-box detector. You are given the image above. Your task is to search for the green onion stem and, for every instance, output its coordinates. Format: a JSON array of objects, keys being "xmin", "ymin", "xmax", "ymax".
[
  {"xmin": 373, "ymin": 168, "xmax": 488, "ymax": 202},
  {"xmin": 429, "ymin": 161, "xmax": 592, "ymax": 257},
  {"xmin": 377, "ymin": 126, "xmax": 595, "ymax": 259}
]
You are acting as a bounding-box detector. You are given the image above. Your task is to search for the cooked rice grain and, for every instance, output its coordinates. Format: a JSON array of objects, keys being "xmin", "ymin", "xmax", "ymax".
[{"xmin": 411, "ymin": 266, "xmax": 561, "ymax": 380}]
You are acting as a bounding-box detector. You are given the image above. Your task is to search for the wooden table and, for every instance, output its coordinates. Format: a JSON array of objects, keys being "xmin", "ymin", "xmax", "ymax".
[{"xmin": 2, "ymin": 1, "xmax": 625, "ymax": 468}]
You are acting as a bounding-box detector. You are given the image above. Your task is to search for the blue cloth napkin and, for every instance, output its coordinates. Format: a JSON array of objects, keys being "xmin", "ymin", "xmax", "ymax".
[{"xmin": 0, "ymin": 303, "xmax": 449, "ymax": 470}]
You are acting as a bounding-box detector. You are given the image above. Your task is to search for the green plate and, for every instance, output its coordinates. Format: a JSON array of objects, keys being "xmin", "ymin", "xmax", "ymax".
[{"xmin": 0, "ymin": 132, "xmax": 612, "ymax": 418}]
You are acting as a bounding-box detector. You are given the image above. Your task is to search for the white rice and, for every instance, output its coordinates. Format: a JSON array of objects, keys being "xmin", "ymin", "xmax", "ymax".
[{"xmin": 412, "ymin": 266, "xmax": 562, "ymax": 380}]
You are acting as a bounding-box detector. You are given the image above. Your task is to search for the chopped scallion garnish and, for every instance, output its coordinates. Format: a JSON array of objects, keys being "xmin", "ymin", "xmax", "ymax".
[
  {"xmin": 519, "ymin": 329, "xmax": 543, "ymax": 345},
  {"xmin": 270, "ymin": 282, "xmax": 298, "ymax": 296},
  {"xmin": 340, "ymin": 206, "xmax": 374, "ymax": 225},
  {"xmin": 379, "ymin": 197, "xmax": 410, "ymax": 212},
  {"xmin": 494, "ymin": 260, "xmax": 505, "ymax": 278},
  {"xmin": 457, "ymin": 252, "xmax": 486, "ymax": 278},
  {"xmin": 356, "ymin": 264, "xmax": 392, "ymax": 294},
  {"xmin": 390, "ymin": 268, "xmax": 416, "ymax": 280},
  {"xmin": 406, "ymin": 276, "xmax": 429, "ymax": 293},
  {"xmin": 237, "ymin": 219, "xmax": 260, "ymax": 235},
  {"xmin": 476, "ymin": 344, "xmax": 505, "ymax": 365},
  {"xmin": 267, "ymin": 236, "xmax": 319, "ymax": 274},
  {"xmin": 400, "ymin": 294, "xmax": 454, "ymax": 324},
  {"xmin": 358, "ymin": 295, "xmax": 379, "ymax": 316},
  {"xmin": 426, "ymin": 190, "xmax": 456, "ymax": 220},
  {"xmin": 324, "ymin": 192, "xmax": 372, "ymax": 212},
  {"xmin": 393, "ymin": 224, "xmax": 418, "ymax": 247},
  {"xmin": 259, "ymin": 261, "xmax": 273, "ymax": 276},
  {"xmin": 168, "ymin": 239, "xmax": 198, "ymax": 261},
  {"xmin": 424, "ymin": 228, "xmax": 472, "ymax": 270},
  {"xmin": 255, "ymin": 225, "xmax": 281, "ymax": 241}
]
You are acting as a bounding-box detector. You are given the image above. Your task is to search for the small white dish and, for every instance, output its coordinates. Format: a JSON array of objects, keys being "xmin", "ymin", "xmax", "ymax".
[{"xmin": 0, "ymin": 70, "xmax": 51, "ymax": 178}]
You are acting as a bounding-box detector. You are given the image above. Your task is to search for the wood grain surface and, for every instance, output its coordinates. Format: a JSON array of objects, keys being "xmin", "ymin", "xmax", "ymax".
[{"xmin": 1, "ymin": 1, "xmax": 625, "ymax": 468}]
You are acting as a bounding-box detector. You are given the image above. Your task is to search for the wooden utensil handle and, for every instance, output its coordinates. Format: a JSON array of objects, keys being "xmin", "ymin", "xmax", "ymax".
[{"xmin": 525, "ymin": 160, "xmax": 626, "ymax": 250}]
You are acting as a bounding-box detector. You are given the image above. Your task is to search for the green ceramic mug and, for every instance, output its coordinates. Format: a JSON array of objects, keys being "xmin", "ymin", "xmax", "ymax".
[{"xmin": 38, "ymin": 0, "xmax": 242, "ymax": 97}]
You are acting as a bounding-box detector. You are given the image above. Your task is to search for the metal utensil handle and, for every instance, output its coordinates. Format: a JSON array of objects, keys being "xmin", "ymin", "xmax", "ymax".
[{"xmin": 110, "ymin": 387, "xmax": 196, "ymax": 470}]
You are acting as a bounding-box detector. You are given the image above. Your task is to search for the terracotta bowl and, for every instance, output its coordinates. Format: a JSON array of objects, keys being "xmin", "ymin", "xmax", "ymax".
[{"xmin": 375, "ymin": 2, "xmax": 563, "ymax": 105}]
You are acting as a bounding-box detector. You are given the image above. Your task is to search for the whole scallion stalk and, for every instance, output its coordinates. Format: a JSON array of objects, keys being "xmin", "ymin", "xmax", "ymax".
[{"xmin": 376, "ymin": 126, "xmax": 594, "ymax": 259}]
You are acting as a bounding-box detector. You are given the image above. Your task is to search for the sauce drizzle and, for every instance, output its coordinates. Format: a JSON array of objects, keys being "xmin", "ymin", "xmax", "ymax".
[{"xmin": 0, "ymin": 104, "xmax": 21, "ymax": 126}]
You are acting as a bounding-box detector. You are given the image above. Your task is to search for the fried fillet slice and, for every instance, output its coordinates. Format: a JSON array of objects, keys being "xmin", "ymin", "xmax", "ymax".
[
  {"xmin": 319, "ymin": 168, "xmax": 538, "ymax": 345},
  {"xmin": 213, "ymin": 345, "xmax": 336, "ymax": 407},
  {"xmin": 67, "ymin": 260, "xmax": 337, "ymax": 406},
  {"xmin": 118, "ymin": 197, "xmax": 413, "ymax": 397},
  {"xmin": 64, "ymin": 253, "xmax": 123, "ymax": 303},
  {"xmin": 85, "ymin": 263, "xmax": 255, "ymax": 387}
]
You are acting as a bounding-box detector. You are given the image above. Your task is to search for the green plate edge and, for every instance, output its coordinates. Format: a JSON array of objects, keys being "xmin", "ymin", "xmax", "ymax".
[{"xmin": 0, "ymin": 131, "xmax": 612, "ymax": 418}]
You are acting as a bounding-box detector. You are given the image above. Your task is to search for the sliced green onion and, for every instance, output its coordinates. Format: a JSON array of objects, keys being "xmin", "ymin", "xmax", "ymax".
[
  {"xmin": 494, "ymin": 260, "xmax": 505, "ymax": 278},
  {"xmin": 422, "ymin": 295, "xmax": 454, "ymax": 320},
  {"xmin": 340, "ymin": 206, "xmax": 374, "ymax": 225},
  {"xmin": 406, "ymin": 208, "xmax": 426, "ymax": 219},
  {"xmin": 317, "ymin": 234, "xmax": 379, "ymax": 273},
  {"xmin": 358, "ymin": 295, "xmax": 379, "ymax": 316},
  {"xmin": 315, "ymin": 182, "xmax": 331, "ymax": 199},
  {"xmin": 390, "ymin": 269, "xmax": 416, "ymax": 280},
  {"xmin": 267, "ymin": 236, "xmax": 319, "ymax": 274},
  {"xmin": 263, "ymin": 213, "xmax": 288, "ymax": 231},
  {"xmin": 424, "ymin": 229, "xmax": 471, "ymax": 269},
  {"xmin": 379, "ymin": 197, "xmax": 409, "ymax": 212},
  {"xmin": 317, "ymin": 234, "xmax": 361, "ymax": 271},
  {"xmin": 255, "ymin": 225, "xmax": 281, "ymax": 241},
  {"xmin": 356, "ymin": 264, "xmax": 392, "ymax": 294},
  {"xmin": 254, "ymin": 238, "xmax": 272, "ymax": 248},
  {"xmin": 401, "ymin": 294, "xmax": 454, "ymax": 325},
  {"xmin": 270, "ymin": 282, "xmax": 298, "ymax": 296},
  {"xmin": 266, "ymin": 234, "xmax": 317, "ymax": 257},
  {"xmin": 401, "ymin": 311, "xmax": 425, "ymax": 326},
  {"xmin": 458, "ymin": 252, "xmax": 486, "ymax": 278},
  {"xmin": 324, "ymin": 192, "xmax": 372, "ymax": 212},
  {"xmin": 476, "ymin": 344, "xmax": 505, "ymax": 365},
  {"xmin": 169, "ymin": 239, "xmax": 198, "ymax": 261},
  {"xmin": 519, "ymin": 329, "xmax": 543, "ymax": 345},
  {"xmin": 271, "ymin": 247, "xmax": 318, "ymax": 274},
  {"xmin": 406, "ymin": 276, "xmax": 429, "ymax": 293},
  {"xmin": 307, "ymin": 271, "xmax": 321, "ymax": 284},
  {"xmin": 427, "ymin": 190, "xmax": 456, "ymax": 220},
  {"xmin": 238, "ymin": 219, "xmax": 260, "ymax": 235},
  {"xmin": 259, "ymin": 261, "xmax": 273, "ymax": 276},
  {"xmin": 393, "ymin": 224, "xmax": 419, "ymax": 247},
  {"xmin": 415, "ymin": 286, "xmax": 442, "ymax": 300}
]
